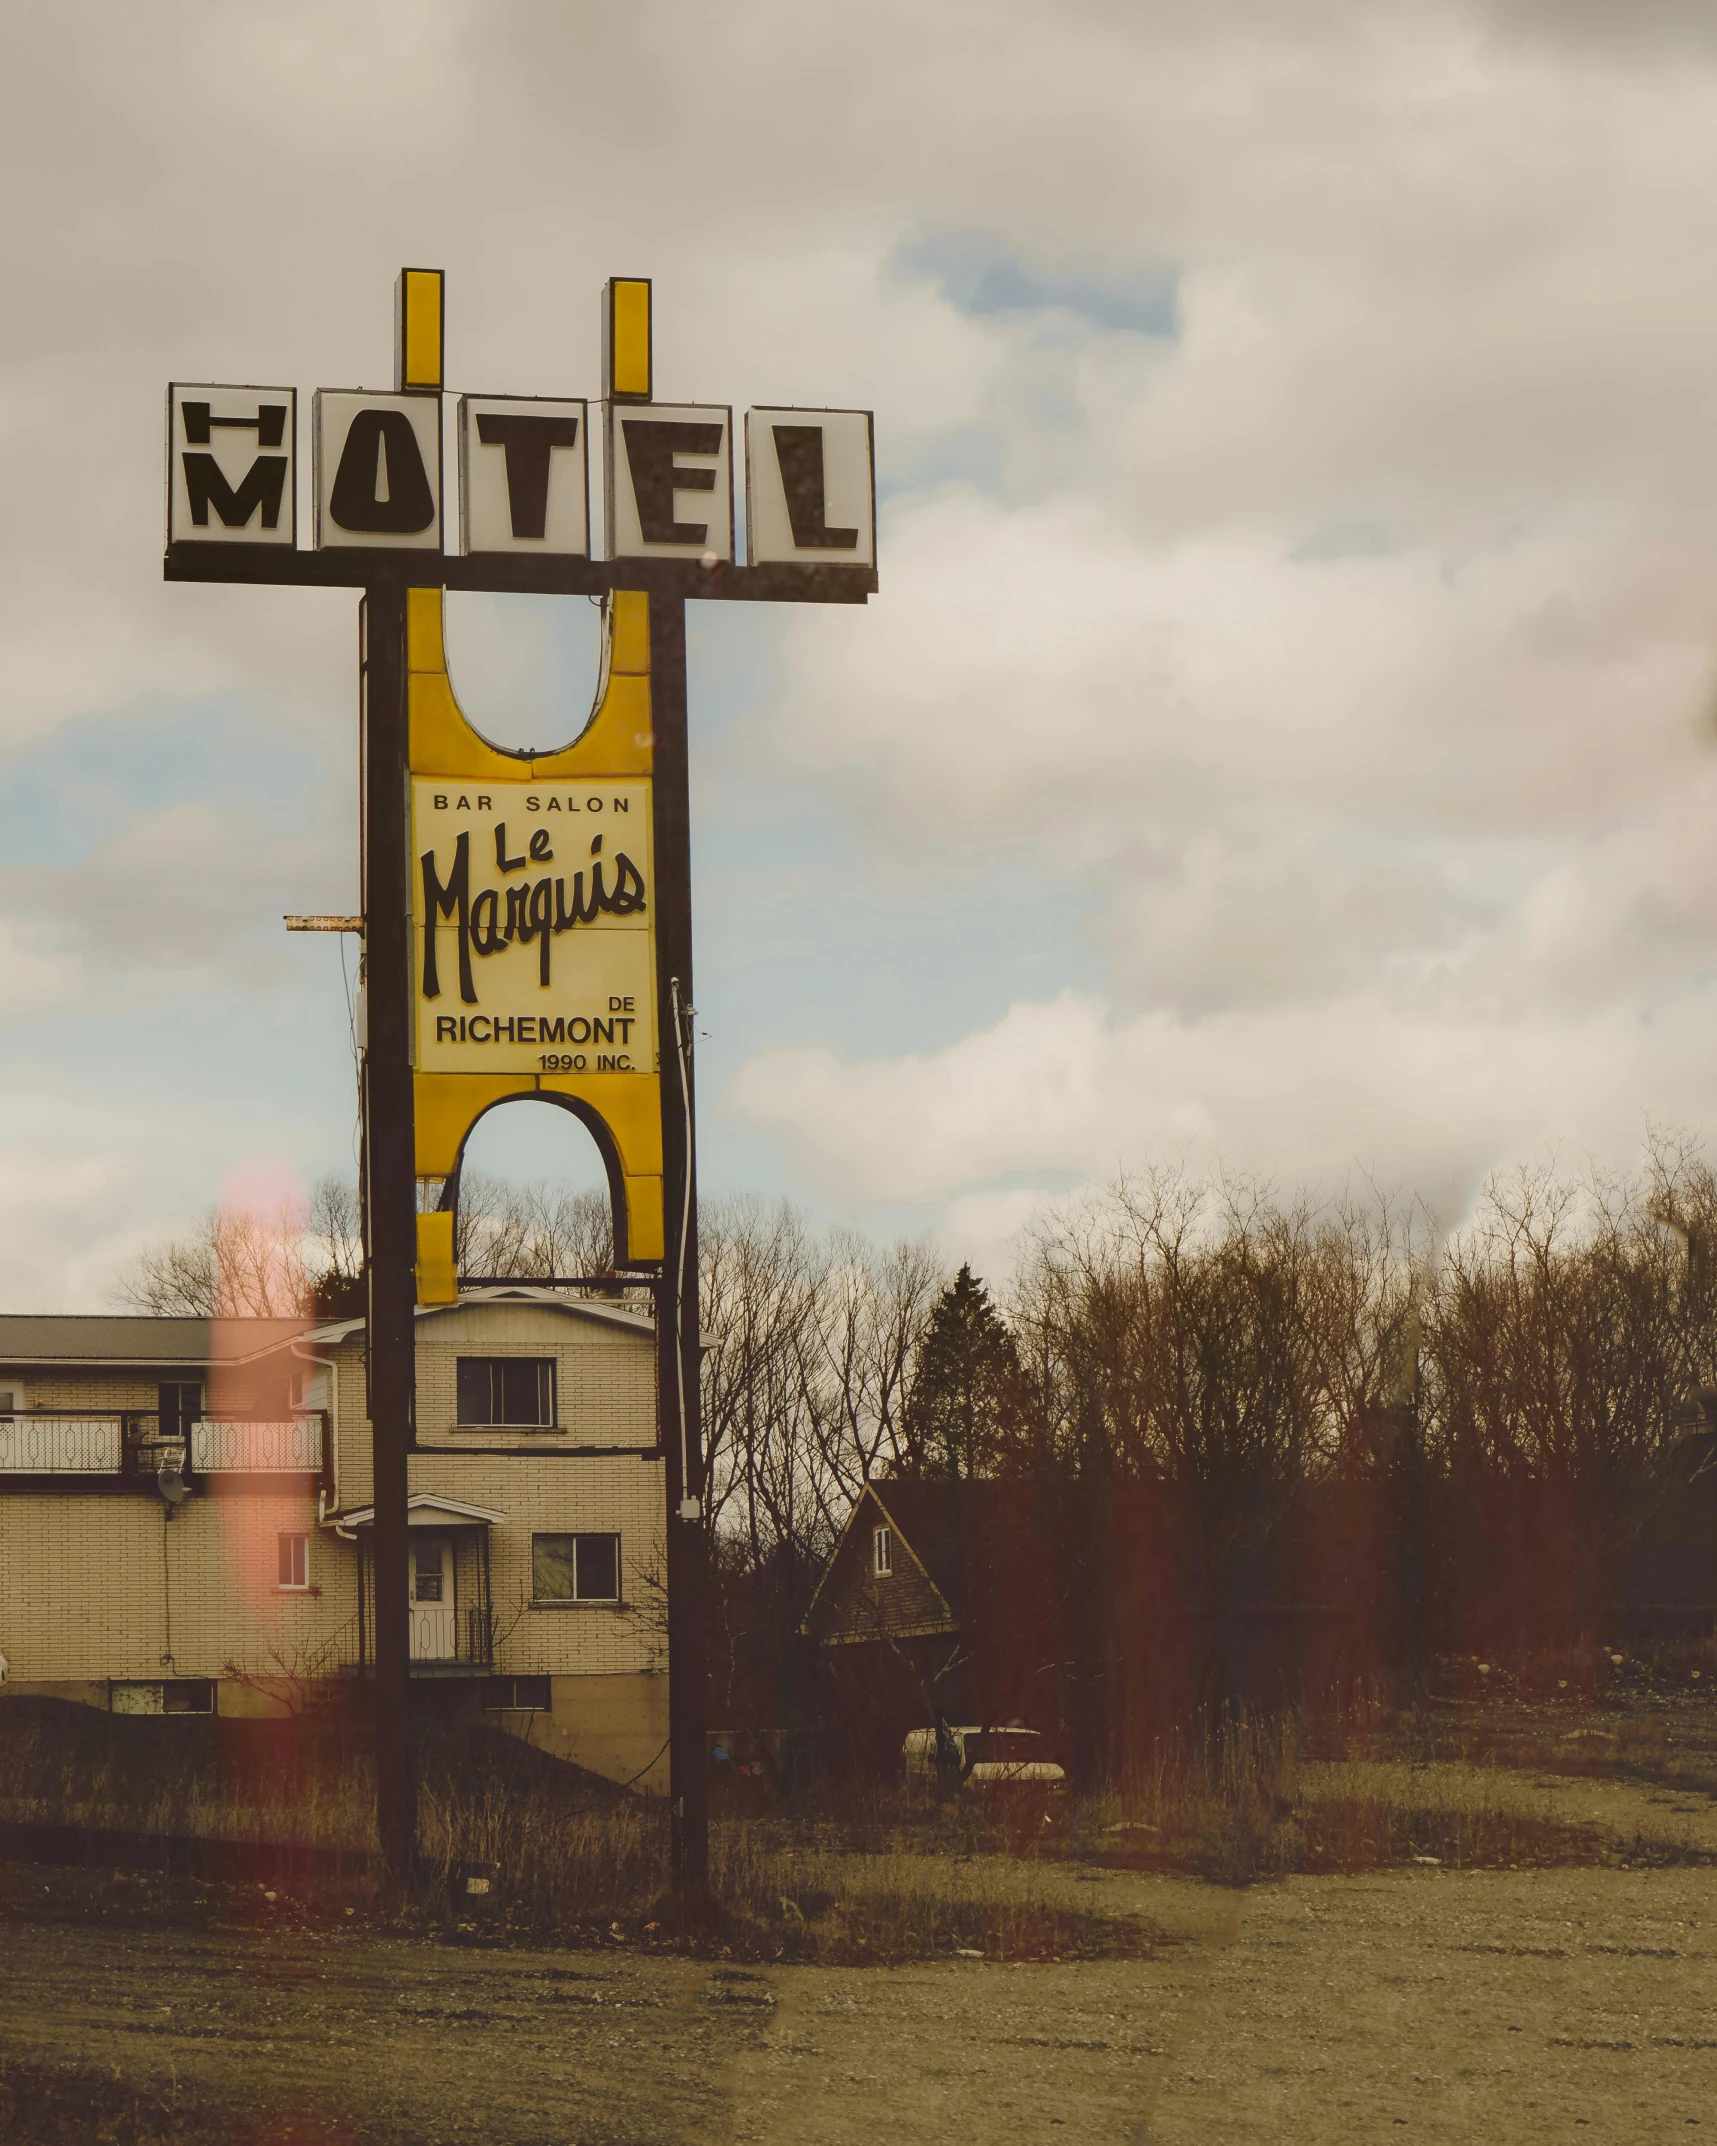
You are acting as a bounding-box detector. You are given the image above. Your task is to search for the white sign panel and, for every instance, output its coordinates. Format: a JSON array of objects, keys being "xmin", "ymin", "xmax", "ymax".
[
  {"xmin": 412, "ymin": 778, "xmax": 657, "ymax": 1077},
  {"xmin": 460, "ymin": 396, "xmax": 588, "ymax": 556},
  {"xmin": 166, "ymin": 384, "xmax": 296, "ymax": 547},
  {"xmin": 314, "ymin": 390, "xmax": 442, "ymax": 551},
  {"xmin": 606, "ymin": 402, "xmax": 732, "ymax": 561},
  {"xmin": 744, "ymin": 408, "xmax": 874, "ymax": 569}
]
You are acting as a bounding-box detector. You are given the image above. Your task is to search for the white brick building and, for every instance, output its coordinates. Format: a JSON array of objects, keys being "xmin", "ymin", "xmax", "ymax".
[{"xmin": 0, "ymin": 1288, "xmax": 668, "ymax": 1789}]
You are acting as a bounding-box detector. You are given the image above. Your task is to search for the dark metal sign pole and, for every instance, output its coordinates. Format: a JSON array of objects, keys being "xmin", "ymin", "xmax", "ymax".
[
  {"xmin": 648, "ymin": 593, "xmax": 709, "ymax": 1913},
  {"xmin": 359, "ymin": 577, "xmax": 417, "ymax": 1888}
]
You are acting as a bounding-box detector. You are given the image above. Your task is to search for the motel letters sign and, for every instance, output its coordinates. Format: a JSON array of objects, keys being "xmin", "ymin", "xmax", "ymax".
[{"xmin": 163, "ymin": 274, "xmax": 876, "ymax": 1286}]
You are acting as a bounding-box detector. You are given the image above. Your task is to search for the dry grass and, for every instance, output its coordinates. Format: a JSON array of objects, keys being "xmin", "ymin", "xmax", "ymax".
[
  {"xmin": 1065, "ymin": 1708, "xmax": 1617, "ymax": 1882},
  {"xmin": 7, "ymin": 1669, "xmax": 1715, "ymax": 1954},
  {"xmin": 0, "ymin": 1700, "xmax": 1167, "ymax": 1963}
]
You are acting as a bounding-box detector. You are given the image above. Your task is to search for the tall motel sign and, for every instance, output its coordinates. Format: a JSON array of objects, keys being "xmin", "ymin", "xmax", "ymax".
[{"xmin": 164, "ymin": 271, "xmax": 876, "ymax": 1898}]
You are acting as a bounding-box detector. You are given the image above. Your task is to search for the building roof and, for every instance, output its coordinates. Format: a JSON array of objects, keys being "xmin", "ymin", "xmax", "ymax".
[
  {"xmin": 805, "ymin": 1476, "xmax": 1057, "ymax": 1645},
  {"xmin": 0, "ymin": 1315, "xmax": 309, "ymax": 1370},
  {"xmin": 0, "ymin": 1287, "xmax": 655, "ymax": 1373},
  {"xmin": 301, "ymin": 1285, "xmax": 656, "ymax": 1351}
]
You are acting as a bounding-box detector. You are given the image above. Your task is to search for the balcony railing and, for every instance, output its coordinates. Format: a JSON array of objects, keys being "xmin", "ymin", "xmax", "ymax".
[
  {"xmin": 0, "ymin": 1414, "xmax": 123, "ymax": 1473},
  {"xmin": 0, "ymin": 1409, "xmax": 327, "ymax": 1483},
  {"xmin": 191, "ymin": 1416, "xmax": 324, "ymax": 1474},
  {"xmin": 403, "ymin": 1604, "xmax": 495, "ymax": 1669}
]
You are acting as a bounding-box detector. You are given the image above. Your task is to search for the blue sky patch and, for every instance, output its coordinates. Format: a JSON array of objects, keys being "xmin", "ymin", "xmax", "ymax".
[
  {"xmin": 0, "ymin": 698, "xmax": 325, "ymax": 865},
  {"xmin": 898, "ymin": 230, "xmax": 1179, "ymax": 339}
]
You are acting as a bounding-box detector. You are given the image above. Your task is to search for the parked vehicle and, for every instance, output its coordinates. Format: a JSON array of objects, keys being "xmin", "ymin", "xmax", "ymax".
[{"xmin": 901, "ymin": 1725, "xmax": 1066, "ymax": 1791}]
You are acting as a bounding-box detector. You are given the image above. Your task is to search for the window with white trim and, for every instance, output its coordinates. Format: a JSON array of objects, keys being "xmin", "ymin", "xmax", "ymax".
[
  {"xmin": 532, "ymin": 1532, "xmax": 621, "ymax": 1603},
  {"xmin": 873, "ymin": 1524, "xmax": 893, "ymax": 1577},
  {"xmin": 456, "ymin": 1357, "xmax": 556, "ymax": 1428},
  {"xmin": 277, "ymin": 1532, "xmax": 310, "ymax": 1590}
]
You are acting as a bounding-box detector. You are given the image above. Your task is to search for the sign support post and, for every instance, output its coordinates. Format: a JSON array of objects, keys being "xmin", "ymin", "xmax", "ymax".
[
  {"xmin": 648, "ymin": 591, "xmax": 709, "ymax": 1911},
  {"xmin": 359, "ymin": 573, "xmax": 418, "ymax": 1891},
  {"xmin": 163, "ymin": 269, "xmax": 876, "ymax": 1918}
]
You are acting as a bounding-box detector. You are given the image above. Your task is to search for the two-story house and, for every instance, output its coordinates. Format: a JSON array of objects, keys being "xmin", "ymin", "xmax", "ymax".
[{"xmin": 0, "ymin": 1287, "xmax": 667, "ymax": 1789}]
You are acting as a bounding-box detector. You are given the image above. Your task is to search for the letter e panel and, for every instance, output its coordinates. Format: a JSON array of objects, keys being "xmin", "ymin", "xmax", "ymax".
[
  {"xmin": 166, "ymin": 384, "xmax": 297, "ymax": 548},
  {"xmin": 314, "ymin": 391, "xmax": 443, "ymax": 551},
  {"xmin": 605, "ymin": 403, "xmax": 733, "ymax": 562}
]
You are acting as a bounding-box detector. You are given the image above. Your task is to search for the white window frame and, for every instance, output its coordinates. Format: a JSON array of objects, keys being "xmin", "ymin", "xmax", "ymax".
[
  {"xmin": 277, "ymin": 1531, "xmax": 310, "ymax": 1591},
  {"xmin": 531, "ymin": 1531, "xmax": 622, "ymax": 1605},
  {"xmin": 873, "ymin": 1524, "xmax": 893, "ymax": 1577},
  {"xmin": 456, "ymin": 1355, "xmax": 558, "ymax": 1429}
]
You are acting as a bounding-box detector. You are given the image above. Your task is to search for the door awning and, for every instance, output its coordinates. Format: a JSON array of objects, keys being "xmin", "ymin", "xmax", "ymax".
[{"xmin": 328, "ymin": 1491, "xmax": 505, "ymax": 1535}]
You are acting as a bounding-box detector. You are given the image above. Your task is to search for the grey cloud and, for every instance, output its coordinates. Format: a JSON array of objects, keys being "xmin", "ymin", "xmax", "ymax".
[{"xmin": 10, "ymin": 0, "xmax": 1717, "ymax": 1287}]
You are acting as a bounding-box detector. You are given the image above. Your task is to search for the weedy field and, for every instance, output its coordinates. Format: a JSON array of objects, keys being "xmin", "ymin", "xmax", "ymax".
[
  {"xmin": 2, "ymin": 1656, "xmax": 1716, "ymax": 2144},
  {"xmin": 3, "ymin": 1637, "xmax": 1715, "ymax": 1959}
]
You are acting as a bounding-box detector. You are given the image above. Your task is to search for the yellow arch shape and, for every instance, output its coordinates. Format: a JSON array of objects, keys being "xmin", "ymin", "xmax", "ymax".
[{"xmin": 407, "ymin": 586, "xmax": 664, "ymax": 1296}]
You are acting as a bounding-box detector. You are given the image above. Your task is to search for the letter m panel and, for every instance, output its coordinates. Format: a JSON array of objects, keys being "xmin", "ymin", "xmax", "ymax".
[{"xmin": 166, "ymin": 385, "xmax": 297, "ymax": 547}]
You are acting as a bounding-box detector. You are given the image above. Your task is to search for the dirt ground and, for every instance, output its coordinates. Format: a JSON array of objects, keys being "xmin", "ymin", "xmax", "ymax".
[{"xmin": 3, "ymin": 1853, "xmax": 1713, "ymax": 2143}]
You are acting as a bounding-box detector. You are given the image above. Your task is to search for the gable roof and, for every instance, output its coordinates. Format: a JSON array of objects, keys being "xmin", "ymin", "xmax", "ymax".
[
  {"xmin": 804, "ymin": 1482, "xmax": 959, "ymax": 1645},
  {"xmin": 805, "ymin": 1476, "xmax": 1057, "ymax": 1646},
  {"xmin": 301, "ymin": 1285, "xmax": 655, "ymax": 1352},
  {"xmin": 329, "ymin": 1491, "xmax": 507, "ymax": 1533}
]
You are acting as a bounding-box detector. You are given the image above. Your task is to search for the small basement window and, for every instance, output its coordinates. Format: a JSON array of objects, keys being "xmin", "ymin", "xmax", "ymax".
[
  {"xmin": 482, "ymin": 1675, "xmax": 552, "ymax": 1711},
  {"xmin": 456, "ymin": 1357, "xmax": 556, "ymax": 1428},
  {"xmin": 112, "ymin": 1681, "xmax": 215, "ymax": 1715},
  {"xmin": 532, "ymin": 1532, "xmax": 621, "ymax": 1604},
  {"xmin": 873, "ymin": 1524, "xmax": 893, "ymax": 1577},
  {"xmin": 278, "ymin": 1532, "xmax": 310, "ymax": 1590}
]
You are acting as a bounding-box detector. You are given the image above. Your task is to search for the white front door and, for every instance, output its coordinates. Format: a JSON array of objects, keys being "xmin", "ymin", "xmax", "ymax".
[{"xmin": 408, "ymin": 1534, "xmax": 456, "ymax": 1660}]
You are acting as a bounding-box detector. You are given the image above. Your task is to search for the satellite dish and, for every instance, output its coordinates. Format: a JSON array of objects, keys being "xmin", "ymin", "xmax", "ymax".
[{"xmin": 157, "ymin": 1463, "xmax": 190, "ymax": 1506}]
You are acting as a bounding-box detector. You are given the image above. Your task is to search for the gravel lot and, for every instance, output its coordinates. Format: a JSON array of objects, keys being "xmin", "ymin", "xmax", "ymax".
[{"xmin": 3, "ymin": 1852, "xmax": 1714, "ymax": 2142}]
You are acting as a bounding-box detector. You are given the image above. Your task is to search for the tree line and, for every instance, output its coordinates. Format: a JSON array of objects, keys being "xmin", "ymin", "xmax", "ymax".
[{"xmin": 117, "ymin": 1142, "xmax": 1717, "ymax": 1764}]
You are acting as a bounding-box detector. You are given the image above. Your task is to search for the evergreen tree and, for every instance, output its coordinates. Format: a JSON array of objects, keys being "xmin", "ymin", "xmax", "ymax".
[{"xmin": 904, "ymin": 1264, "xmax": 1019, "ymax": 1479}]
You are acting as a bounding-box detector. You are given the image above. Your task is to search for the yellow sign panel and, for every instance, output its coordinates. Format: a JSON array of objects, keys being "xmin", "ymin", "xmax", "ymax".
[
  {"xmin": 404, "ymin": 584, "xmax": 665, "ymax": 1290},
  {"xmin": 412, "ymin": 777, "xmax": 657, "ymax": 1078}
]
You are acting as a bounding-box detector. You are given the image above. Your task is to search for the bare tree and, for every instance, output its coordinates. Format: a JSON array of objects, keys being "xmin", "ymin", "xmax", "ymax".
[
  {"xmin": 454, "ymin": 1174, "xmax": 612, "ymax": 1279},
  {"xmin": 813, "ymin": 1230, "xmax": 946, "ymax": 1491},
  {"xmin": 117, "ymin": 1199, "xmax": 311, "ymax": 1318},
  {"xmin": 700, "ymin": 1194, "xmax": 834, "ymax": 1567},
  {"xmin": 115, "ymin": 1171, "xmax": 616, "ymax": 1316}
]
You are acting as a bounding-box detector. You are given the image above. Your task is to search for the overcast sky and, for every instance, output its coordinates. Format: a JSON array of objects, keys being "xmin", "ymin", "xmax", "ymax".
[{"xmin": 5, "ymin": 0, "xmax": 1717, "ymax": 1307}]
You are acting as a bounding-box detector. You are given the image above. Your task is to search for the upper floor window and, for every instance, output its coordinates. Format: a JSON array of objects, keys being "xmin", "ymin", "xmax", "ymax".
[
  {"xmin": 277, "ymin": 1533, "xmax": 310, "ymax": 1590},
  {"xmin": 158, "ymin": 1383, "xmax": 201, "ymax": 1439},
  {"xmin": 456, "ymin": 1357, "xmax": 556, "ymax": 1428},
  {"xmin": 873, "ymin": 1524, "xmax": 893, "ymax": 1577}
]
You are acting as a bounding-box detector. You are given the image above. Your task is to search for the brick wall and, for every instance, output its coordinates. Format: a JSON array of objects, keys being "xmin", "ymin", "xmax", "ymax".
[
  {"xmin": 413, "ymin": 1303, "xmax": 656, "ymax": 1447},
  {"xmin": 411, "ymin": 1449, "xmax": 667, "ymax": 1678},
  {"xmin": 0, "ymin": 1301, "xmax": 665, "ymax": 1695},
  {"xmin": 0, "ymin": 1487, "xmax": 359, "ymax": 1684},
  {"xmin": 2, "ymin": 1372, "xmax": 170, "ymax": 1412}
]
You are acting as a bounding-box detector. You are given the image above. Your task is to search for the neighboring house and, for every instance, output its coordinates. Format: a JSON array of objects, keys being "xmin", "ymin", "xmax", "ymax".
[
  {"xmin": 804, "ymin": 1478, "xmax": 1067, "ymax": 1766},
  {"xmin": 0, "ymin": 1288, "xmax": 667, "ymax": 1789}
]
